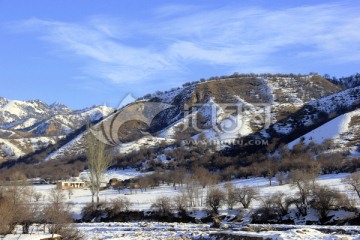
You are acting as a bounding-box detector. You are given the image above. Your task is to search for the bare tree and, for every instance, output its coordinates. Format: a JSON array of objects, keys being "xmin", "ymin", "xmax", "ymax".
[
  {"xmin": 275, "ymin": 172, "xmax": 287, "ymax": 185},
  {"xmin": 173, "ymin": 192, "xmax": 188, "ymax": 216},
  {"xmin": 311, "ymin": 185, "xmax": 351, "ymax": 222},
  {"xmin": 255, "ymin": 192, "xmax": 290, "ymax": 223},
  {"xmin": 0, "ymin": 175, "xmax": 38, "ymax": 234},
  {"xmin": 0, "ymin": 188, "xmax": 18, "ymax": 234},
  {"xmin": 109, "ymin": 197, "xmax": 132, "ymax": 217},
  {"xmin": 86, "ymin": 127, "xmax": 112, "ymax": 204},
  {"xmin": 267, "ymin": 191, "xmax": 291, "ymax": 216},
  {"xmin": 172, "ymin": 167, "xmax": 186, "ymax": 189},
  {"xmin": 206, "ymin": 188, "xmax": 225, "ymax": 214},
  {"xmin": 289, "ymin": 169, "xmax": 317, "ymax": 215},
  {"xmin": 235, "ymin": 186, "xmax": 259, "ymax": 209},
  {"xmin": 342, "ymin": 172, "xmax": 360, "ymax": 199},
  {"xmin": 184, "ymin": 175, "xmax": 202, "ymax": 207},
  {"xmin": 42, "ymin": 188, "xmax": 72, "ymax": 237},
  {"xmin": 151, "ymin": 196, "xmax": 172, "ymax": 216},
  {"xmin": 138, "ymin": 176, "xmax": 150, "ymax": 192},
  {"xmin": 193, "ymin": 167, "xmax": 211, "ymax": 188},
  {"xmin": 20, "ymin": 187, "xmax": 41, "ymax": 234},
  {"xmin": 265, "ymin": 160, "xmax": 278, "ymax": 186},
  {"xmin": 224, "ymin": 182, "xmax": 237, "ymax": 210}
]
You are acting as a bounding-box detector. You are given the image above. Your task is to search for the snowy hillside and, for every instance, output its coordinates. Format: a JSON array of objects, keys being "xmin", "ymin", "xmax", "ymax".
[
  {"xmin": 228, "ymin": 85, "xmax": 360, "ymax": 155},
  {"xmin": 0, "ymin": 97, "xmax": 114, "ymax": 161},
  {"xmin": 289, "ymin": 108, "xmax": 360, "ymax": 154},
  {"xmin": 46, "ymin": 74, "xmax": 342, "ymax": 161}
]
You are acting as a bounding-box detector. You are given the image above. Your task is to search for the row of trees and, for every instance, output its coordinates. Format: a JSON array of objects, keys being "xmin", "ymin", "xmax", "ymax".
[
  {"xmin": 149, "ymin": 170, "xmax": 359, "ymax": 223},
  {"xmin": 149, "ymin": 184, "xmax": 258, "ymax": 218},
  {"xmin": 255, "ymin": 169, "xmax": 356, "ymax": 223},
  {"xmin": 0, "ymin": 128, "xmax": 112, "ymax": 236},
  {"xmin": 1, "ymin": 126, "xmax": 356, "ymax": 184},
  {"xmin": 113, "ymin": 138, "xmax": 360, "ymax": 187},
  {"xmin": 0, "ymin": 178, "xmax": 80, "ymax": 239}
]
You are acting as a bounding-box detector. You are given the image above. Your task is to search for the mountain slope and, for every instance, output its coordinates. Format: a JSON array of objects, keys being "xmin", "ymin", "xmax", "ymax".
[
  {"xmin": 44, "ymin": 74, "xmax": 342, "ymax": 162},
  {"xmin": 0, "ymin": 98, "xmax": 114, "ymax": 161},
  {"xmin": 288, "ymin": 108, "xmax": 360, "ymax": 155},
  {"xmin": 228, "ymin": 85, "xmax": 360, "ymax": 155}
]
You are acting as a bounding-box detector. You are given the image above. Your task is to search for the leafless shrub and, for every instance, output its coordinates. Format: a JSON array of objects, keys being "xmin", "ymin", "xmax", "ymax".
[
  {"xmin": 235, "ymin": 186, "xmax": 259, "ymax": 209},
  {"xmin": 57, "ymin": 226, "xmax": 84, "ymax": 240},
  {"xmin": 42, "ymin": 188, "xmax": 72, "ymax": 236},
  {"xmin": 0, "ymin": 180, "xmax": 40, "ymax": 234},
  {"xmin": 311, "ymin": 185, "xmax": 352, "ymax": 222},
  {"xmin": 342, "ymin": 172, "xmax": 360, "ymax": 199},
  {"xmin": 0, "ymin": 190, "xmax": 16, "ymax": 234},
  {"xmin": 151, "ymin": 196, "xmax": 172, "ymax": 216},
  {"xmin": 173, "ymin": 192, "xmax": 188, "ymax": 215},
  {"xmin": 224, "ymin": 182, "xmax": 237, "ymax": 210},
  {"xmin": 81, "ymin": 201, "xmax": 109, "ymax": 222},
  {"xmin": 268, "ymin": 191, "xmax": 292, "ymax": 216},
  {"xmin": 206, "ymin": 188, "xmax": 226, "ymax": 214},
  {"xmin": 109, "ymin": 197, "xmax": 132, "ymax": 217},
  {"xmin": 289, "ymin": 169, "xmax": 317, "ymax": 215},
  {"xmin": 253, "ymin": 197, "xmax": 282, "ymax": 223}
]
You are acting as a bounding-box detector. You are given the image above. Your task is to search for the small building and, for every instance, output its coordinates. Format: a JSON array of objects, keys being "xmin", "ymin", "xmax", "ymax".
[{"xmin": 57, "ymin": 181, "xmax": 89, "ymax": 190}]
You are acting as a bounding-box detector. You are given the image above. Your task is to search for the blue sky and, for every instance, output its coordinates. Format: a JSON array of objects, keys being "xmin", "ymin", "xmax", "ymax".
[{"xmin": 0, "ymin": 0, "xmax": 359, "ymax": 109}]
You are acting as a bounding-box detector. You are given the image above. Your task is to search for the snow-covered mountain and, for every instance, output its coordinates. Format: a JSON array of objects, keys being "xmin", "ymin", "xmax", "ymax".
[
  {"xmin": 288, "ymin": 108, "xmax": 360, "ymax": 155},
  {"xmin": 228, "ymin": 85, "xmax": 360, "ymax": 156},
  {"xmin": 327, "ymin": 73, "xmax": 360, "ymax": 89},
  {"xmin": 0, "ymin": 98, "xmax": 114, "ymax": 161},
  {"xmin": 4, "ymin": 73, "xmax": 359, "ymax": 167},
  {"xmin": 44, "ymin": 74, "xmax": 345, "ymax": 162}
]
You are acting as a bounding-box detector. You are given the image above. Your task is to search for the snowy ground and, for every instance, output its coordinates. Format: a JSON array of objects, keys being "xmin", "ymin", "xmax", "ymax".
[
  {"xmin": 1, "ymin": 234, "xmax": 60, "ymax": 240},
  {"xmin": 31, "ymin": 170, "xmax": 358, "ymax": 219},
  {"xmin": 74, "ymin": 222, "xmax": 360, "ymax": 239},
  {"xmin": 5, "ymin": 223, "xmax": 360, "ymax": 240},
  {"xmin": 20, "ymin": 170, "xmax": 360, "ymax": 239}
]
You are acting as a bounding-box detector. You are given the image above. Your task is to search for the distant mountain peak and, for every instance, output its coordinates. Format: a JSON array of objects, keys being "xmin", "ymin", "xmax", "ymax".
[
  {"xmin": 50, "ymin": 102, "xmax": 73, "ymax": 113},
  {"xmin": 0, "ymin": 97, "xmax": 114, "ymax": 161},
  {"xmin": 0, "ymin": 97, "xmax": 8, "ymax": 107}
]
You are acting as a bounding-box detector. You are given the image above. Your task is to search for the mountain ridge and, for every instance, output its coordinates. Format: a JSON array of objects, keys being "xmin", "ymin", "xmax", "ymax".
[
  {"xmin": 1, "ymin": 73, "xmax": 359, "ymax": 180},
  {"xmin": 0, "ymin": 97, "xmax": 114, "ymax": 161},
  {"xmin": 42, "ymin": 74, "xmax": 343, "ymax": 162}
]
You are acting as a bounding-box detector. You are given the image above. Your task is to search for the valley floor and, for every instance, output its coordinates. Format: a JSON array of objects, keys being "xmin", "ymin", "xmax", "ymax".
[
  {"xmin": 6, "ymin": 170, "xmax": 360, "ymax": 239},
  {"xmin": 4, "ymin": 222, "xmax": 360, "ymax": 240},
  {"xmin": 31, "ymin": 170, "xmax": 357, "ymax": 220}
]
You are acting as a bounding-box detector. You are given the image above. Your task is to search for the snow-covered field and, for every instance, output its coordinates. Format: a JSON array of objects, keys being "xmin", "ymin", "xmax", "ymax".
[
  {"xmin": 6, "ymin": 222, "xmax": 360, "ymax": 240},
  {"xmin": 32, "ymin": 171, "xmax": 356, "ymax": 218},
  {"xmin": 2, "ymin": 234, "xmax": 61, "ymax": 240},
  {"xmin": 10, "ymin": 170, "xmax": 359, "ymax": 239},
  {"xmin": 74, "ymin": 222, "xmax": 360, "ymax": 239}
]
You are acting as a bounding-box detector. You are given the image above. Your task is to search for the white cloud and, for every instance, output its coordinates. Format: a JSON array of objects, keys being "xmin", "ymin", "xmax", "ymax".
[{"xmin": 10, "ymin": 2, "xmax": 360, "ymax": 84}]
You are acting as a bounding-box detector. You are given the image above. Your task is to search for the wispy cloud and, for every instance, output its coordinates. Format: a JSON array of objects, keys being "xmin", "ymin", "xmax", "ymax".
[
  {"xmin": 9, "ymin": 2, "xmax": 360, "ymax": 85},
  {"xmin": 12, "ymin": 18, "xmax": 180, "ymax": 84}
]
